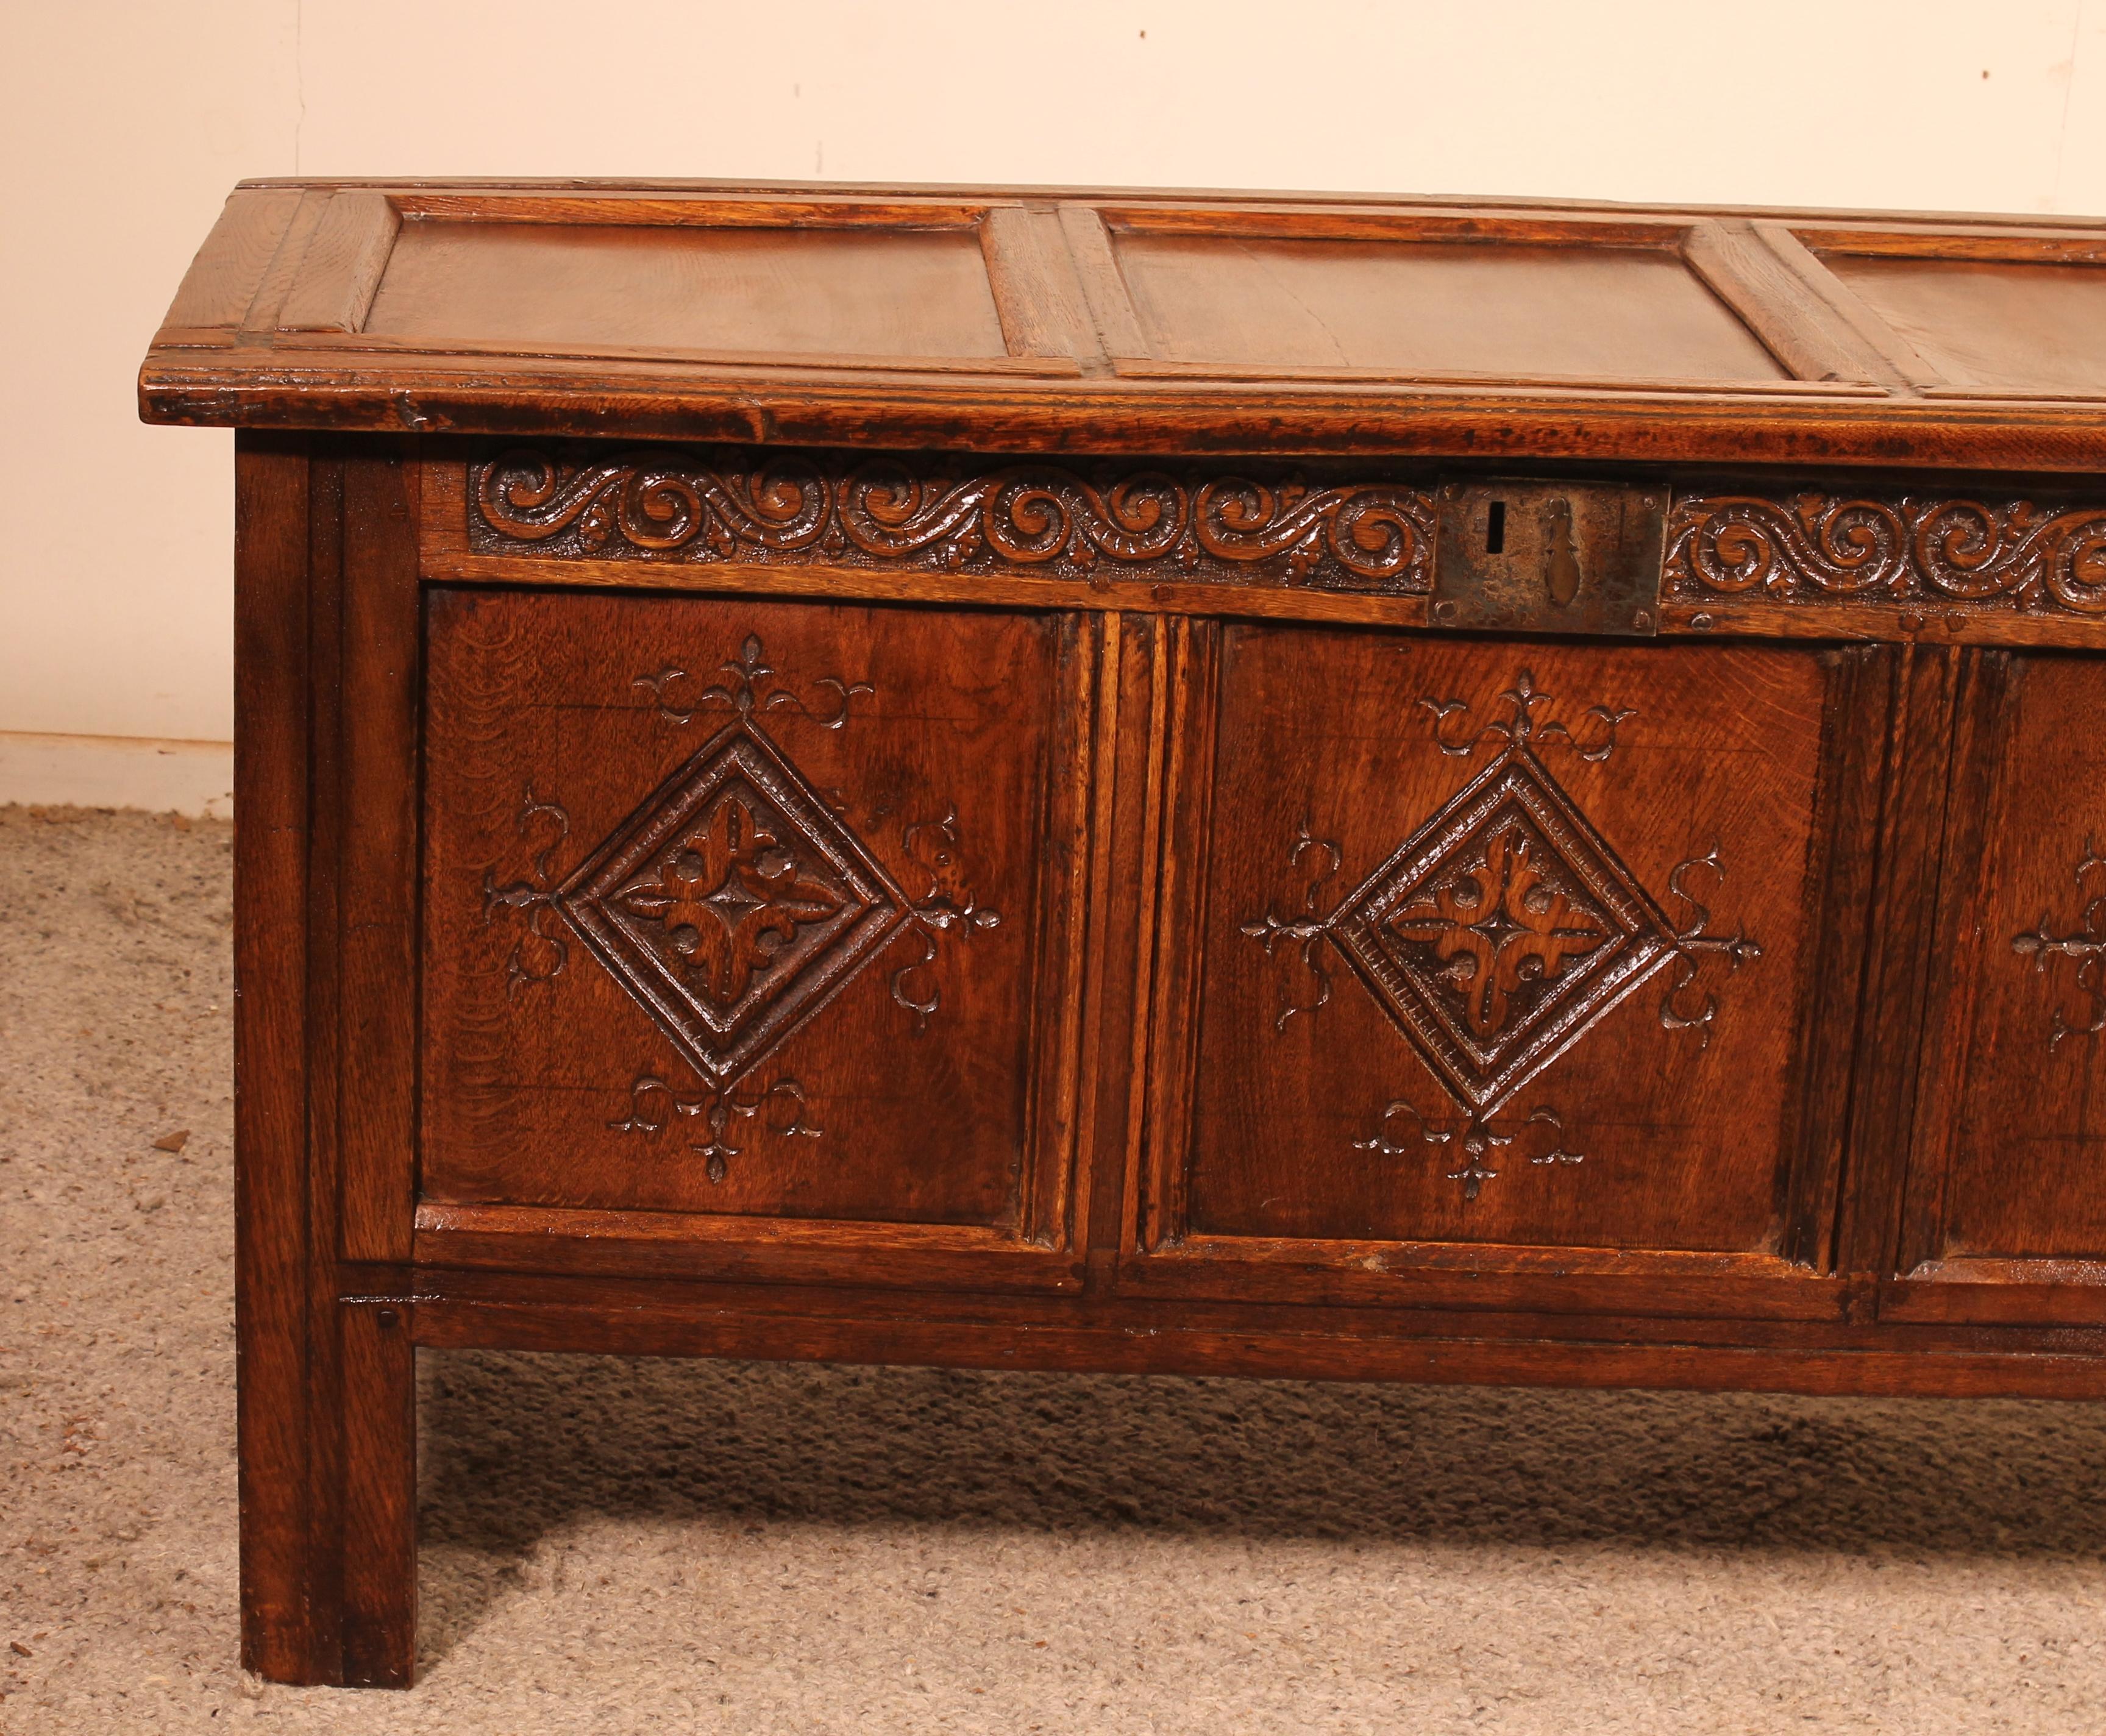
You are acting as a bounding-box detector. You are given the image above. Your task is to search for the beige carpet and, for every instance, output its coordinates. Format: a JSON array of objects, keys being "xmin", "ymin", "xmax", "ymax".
[{"xmin": 5, "ymin": 804, "xmax": 2106, "ymax": 1734}]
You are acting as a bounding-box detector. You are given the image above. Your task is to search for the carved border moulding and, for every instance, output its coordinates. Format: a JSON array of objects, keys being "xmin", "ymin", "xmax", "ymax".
[
  {"xmin": 479, "ymin": 631, "xmax": 1001, "ymax": 1183},
  {"xmin": 2012, "ymin": 839, "xmax": 2106, "ymax": 1048},
  {"xmin": 1242, "ymin": 671, "xmax": 1761, "ymax": 1200},
  {"xmin": 471, "ymin": 446, "xmax": 1439, "ymax": 594},
  {"xmin": 1666, "ymin": 491, "xmax": 2106, "ymax": 618}
]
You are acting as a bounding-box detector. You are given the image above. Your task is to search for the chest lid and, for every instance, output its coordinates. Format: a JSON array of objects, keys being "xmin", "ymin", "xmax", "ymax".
[{"xmin": 140, "ymin": 178, "xmax": 2106, "ymax": 471}]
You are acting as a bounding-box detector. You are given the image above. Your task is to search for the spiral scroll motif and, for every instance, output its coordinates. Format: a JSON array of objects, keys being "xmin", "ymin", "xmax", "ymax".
[
  {"xmin": 1667, "ymin": 491, "xmax": 2106, "ymax": 617},
  {"xmin": 472, "ymin": 447, "xmax": 1437, "ymax": 591}
]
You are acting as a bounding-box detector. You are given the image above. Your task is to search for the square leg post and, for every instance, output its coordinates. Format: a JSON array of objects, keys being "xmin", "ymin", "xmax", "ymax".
[{"xmin": 234, "ymin": 433, "xmax": 419, "ymax": 1685}]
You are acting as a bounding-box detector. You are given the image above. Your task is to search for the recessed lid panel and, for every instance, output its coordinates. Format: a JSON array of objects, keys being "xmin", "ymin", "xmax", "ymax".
[
  {"xmin": 1113, "ymin": 235, "xmax": 1785, "ymax": 383},
  {"xmin": 364, "ymin": 220, "xmax": 1011, "ymax": 361},
  {"xmin": 1823, "ymin": 254, "xmax": 2106, "ymax": 396}
]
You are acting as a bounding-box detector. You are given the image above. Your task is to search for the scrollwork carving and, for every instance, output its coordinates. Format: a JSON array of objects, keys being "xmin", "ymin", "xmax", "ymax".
[
  {"xmin": 1237, "ymin": 825, "xmax": 1342, "ymax": 1031},
  {"xmin": 1667, "ymin": 491, "xmax": 2106, "ymax": 617},
  {"xmin": 473, "ymin": 447, "xmax": 1438, "ymax": 592},
  {"xmin": 1657, "ymin": 848, "xmax": 1765, "ymax": 1047}
]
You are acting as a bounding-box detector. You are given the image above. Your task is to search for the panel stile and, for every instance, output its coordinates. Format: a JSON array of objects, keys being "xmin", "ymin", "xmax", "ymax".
[
  {"xmin": 1057, "ymin": 205, "xmax": 1153, "ymax": 363},
  {"xmin": 165, "ymin": 188, "xmax": 306, "ymax": 330},
  {"xmin": 1777, "ymin": 646, "xmax": 1894, "ymax": 1271},
  {"xmin": 240, "ymin": 189, "xmax": 336, "ymax": 335},
  {"xmin": 279, "ymin": 192, "xmax": 402, "ymax": 333},
  {"xmin": 1116, "ymin": 616, "xmax": 1175, "ymax": 1259},
  {"xmin": 979, "ymin": 205, "xmax": 1100, "ymax": 364},
  {"xmin": 1834, "ymin": 646, "xmax": 1964, "ymax": 1282},
  {"xmin": 337, "ymin": 444, "xmax": 422, "ymax": 1264},
  {"xmin": 1134, "ymin": 616, "xmax": 1222, "ymax": 1254},
  {"xmin": 1893, "ymin": 648, "xmax": 2014, "ymax": 1282},
  {"xmin": 1751, "ymin": 221, "xmax": 1949, "ymax": 391},
  {"xmin": 1018, "ymin": 613, "xmax": 1101, "ymax": 1252},
  {"xmin": 297, "ymin": 447, "xmax": 347, "ymax": 1679},
  {"xmin": 1062, "ymin": 612, "xmax": 1128, "ymax": 1256}
]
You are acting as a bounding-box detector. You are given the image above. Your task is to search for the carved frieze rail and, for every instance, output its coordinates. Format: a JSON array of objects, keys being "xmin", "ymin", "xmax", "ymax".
[
  {"xmin": 471, "ymin": 446, "xmax": 1439, "ymax": 592},
  {"xmin": 1666, "ymin": 491, "xmax": 2106, "ymax": 617},
  {"xmin": 471, "ymin": 451, "xmax": 2106, "ymax": 625}
]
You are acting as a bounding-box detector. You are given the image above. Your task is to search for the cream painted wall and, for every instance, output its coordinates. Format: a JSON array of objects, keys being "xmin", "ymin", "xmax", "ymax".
[{"xmin": 4, "ymin": 0, "xmax": 2104, "ymax": 789}]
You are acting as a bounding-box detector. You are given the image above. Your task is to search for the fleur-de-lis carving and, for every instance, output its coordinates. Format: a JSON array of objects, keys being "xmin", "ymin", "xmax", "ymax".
[
  {"xmin": 1353, "ymin": 1101, "xmax": 1582, "ymax": 1201},
  {"xmin": 616, "ymin": 793, "xmax": 845, "ymax": 1007},
  {"xmin": 1389, "ymin": 825, "xmax": 1608, "ymax": 1039},
  {"xmin": 609, "ymin": 1072, "xmax": 820, "ymax": 1185},
  {"xmin": 1418, "ymin": 669, "xmax": 1635, "ymax": 762},
  {"xmin": 2013, "ymin": 839, "xmax": 2106, "ymax": 1047},
  {"xmin": 889, "ymin": 807, "xmax": 1002, "ymax": 1030},
  {"xmin": 633, "ymin": 633, "xmax": 873, "ymax": 729}
]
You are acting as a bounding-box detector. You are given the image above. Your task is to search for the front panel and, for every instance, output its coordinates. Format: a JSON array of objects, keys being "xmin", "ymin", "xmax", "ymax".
[
  {"xmin": 418, "ymin": 587, "xmax": 1096, "ymax": 1288},
  {"xmin": 1128, "ymin": 625, "xmax": 1880, "ymax": 1317},
  {"xmin": 1893, "ymin": 651, "xmax": 2106, "ymax": 1323}
]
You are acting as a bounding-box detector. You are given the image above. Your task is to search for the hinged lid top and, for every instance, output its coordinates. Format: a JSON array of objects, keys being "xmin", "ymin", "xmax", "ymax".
[{"xmin": 140, "ymin": 178, "xmax": 2106, "ymax": 470}]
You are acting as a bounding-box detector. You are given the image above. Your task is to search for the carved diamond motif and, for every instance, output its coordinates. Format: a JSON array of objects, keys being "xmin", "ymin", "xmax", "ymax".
[
  {"xmin": 1331, "ymin": 753, "xmax": 1673, "ymax": 1112},
  {"xmin": 560, "ymin": 722, "xmax": 909, "ymax": 1088}
]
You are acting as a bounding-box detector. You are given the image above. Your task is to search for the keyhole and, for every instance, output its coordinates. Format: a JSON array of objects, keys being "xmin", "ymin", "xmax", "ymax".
[{"xmin": 1485, "ymin": 500, "xmax": 1507, "ymax": 555}]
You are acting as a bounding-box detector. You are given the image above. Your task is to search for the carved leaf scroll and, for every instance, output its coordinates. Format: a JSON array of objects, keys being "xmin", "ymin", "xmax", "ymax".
[
  {"xmin": 1667, "ymin": 491, "xmax": 2106, "ymax": 617},
  {"xmin": 473, "ymin": 447, "xmax": 1438, "ymax": 593}
]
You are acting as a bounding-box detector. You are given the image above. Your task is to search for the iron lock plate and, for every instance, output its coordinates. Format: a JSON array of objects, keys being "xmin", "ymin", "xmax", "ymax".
[{"xmin": 1429, "ymin": 478, "xmax": 1667, "ymax": 636}]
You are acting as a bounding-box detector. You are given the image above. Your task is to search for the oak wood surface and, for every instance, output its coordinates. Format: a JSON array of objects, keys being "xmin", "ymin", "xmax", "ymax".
[
  {"xmin": 232, "ymin": 436, "xmax": 417, "ymax": 1687},
  {"xmin": 1890, "ymin": 650, "xmax": 2106, "ymax": 1319},
  {"xmin": 1824, "ymin": 255, "xmax": 2106, "ymax": 395},
  {"xmin": 1140, "ymin": 633, "xmax": 1848, "ymax": 1304},
  {"xmin": 144, "ymin": 180, "xmax": 2106, "ymax": 1688},
  {"xmin": 419, "ymin": 589, "xmax": 1092, "ymax": 1286},
  {"xmin": 401, "ymin": 1287, "xmax": 2106, "ymax": 1403},
  {"xmin": 230, "ymin": 435, "xmax": 314, "ymax": 1684},
  {"xmin": 141, "ymin": 180, "xmax": 2106, "ymax": 469},
  {"xmin": 366, "ymin": 219, "xmax": 1011, "ymax": 360}
]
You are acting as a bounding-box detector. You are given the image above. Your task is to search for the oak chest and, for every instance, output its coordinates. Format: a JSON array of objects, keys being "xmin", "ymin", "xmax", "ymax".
[{"xmin": 141, "ymin": 177, "xmax": 2106, "ymax": 1685}]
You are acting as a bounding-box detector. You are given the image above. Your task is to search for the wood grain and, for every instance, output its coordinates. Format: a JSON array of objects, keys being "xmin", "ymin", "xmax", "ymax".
[
  {"xmin": 142, "ymin": 180, "xmax": 2106, "ymax": 468},
  {"xmin": 1679, "ymin": 219, "xmax": 1893, "ymax": 385},
  {"xmin": 1147, "ymin": 632, "xmax": 1840, "ymax": 1312},
  {"xmin": 418, "ymin": 589, "xmax": 1091, "ymax": 1283},
  {"xmin": 165, "ymin": 189, "xmax": 304, "ymax": 330},
  {"xmin": 231, "ymin": 434, "xmax": 315, "ymax": 1683},
  {"xmin": 337, "ymin": 446, "xmax": 421, "ymax": 1262},
  {"xmin": 278, "ymin": 192, "xmax": 400, "ymax": 333},
  {"xmin": 364, "ymin": 218, "xmax": 1011, "ymax": 360},
  {"xmin": 148, "ymin": 178, "xmax": 2106, "ymax": 1691},
  {"xmin": 1891, "ymin": 651, "xmax": 2106, "ymax": 1320}
]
